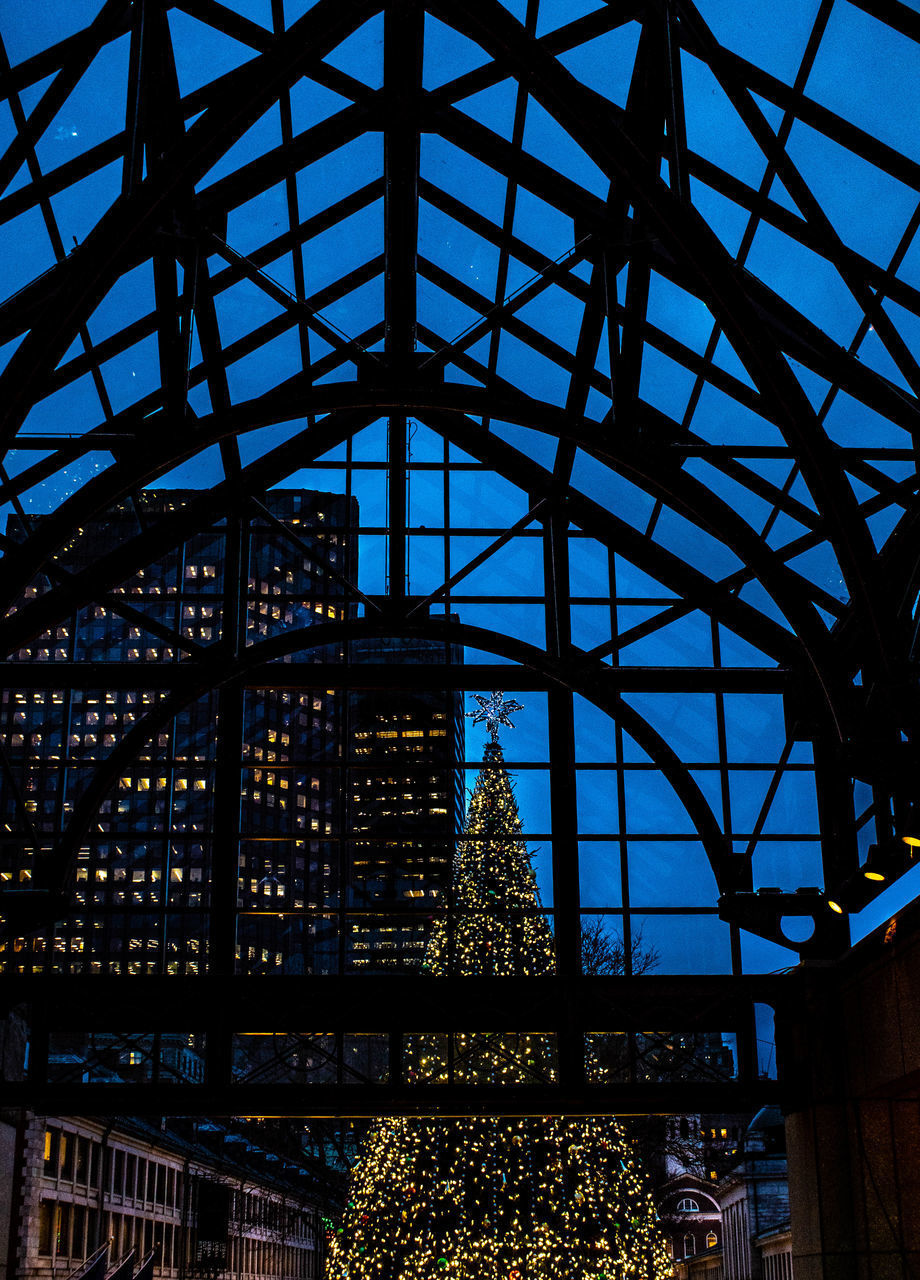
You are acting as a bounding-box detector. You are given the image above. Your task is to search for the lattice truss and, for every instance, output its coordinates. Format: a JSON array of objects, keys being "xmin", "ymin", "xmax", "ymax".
[{"xmin": 1, "ymin": 0, "xmax": 920, "ymax": 977}]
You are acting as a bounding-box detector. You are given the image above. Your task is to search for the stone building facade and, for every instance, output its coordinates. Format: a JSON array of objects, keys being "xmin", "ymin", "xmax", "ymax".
[
  {"xmin": 1, "ymin": 1113, "xmax": 322, "ymax": 1280},
  {"xmin": 718, "ymin": 1107, "xmax": 791, "ymax": 1280}
]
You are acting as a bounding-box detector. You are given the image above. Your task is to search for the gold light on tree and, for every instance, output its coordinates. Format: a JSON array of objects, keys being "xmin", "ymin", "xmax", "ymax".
[{"xmin": 326, "ymin": 695, "xmax": 671, "ymax": 1280}]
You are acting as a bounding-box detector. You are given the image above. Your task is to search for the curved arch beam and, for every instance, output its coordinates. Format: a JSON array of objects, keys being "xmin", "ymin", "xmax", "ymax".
[
  {"xmin": 0, "ymin": 383, "xmax": 809, "ymax": 678},
  {"xmin": 1, "ymin": 380, "xmax": 834, "ymax": 653},
  {"xmin": 45, "ymin": 615, "xmax": 730, "ymax": 910}
]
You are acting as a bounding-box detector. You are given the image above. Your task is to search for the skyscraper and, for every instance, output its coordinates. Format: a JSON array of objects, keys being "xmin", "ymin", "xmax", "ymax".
[
  {"xmin": 0, "ymin": 492, "xmax": 465, "ymax": 980},
  {"xmin": 346, "ymin": 626, "xmax": 464, "ymax": 973},
  {"xmin": 0, "ymin": 488, "xmax": 356, "ymax": 977}
]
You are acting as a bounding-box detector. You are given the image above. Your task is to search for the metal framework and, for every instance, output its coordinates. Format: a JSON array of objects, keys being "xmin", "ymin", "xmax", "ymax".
[{"xmin": 1, "ymin": 0, "xmax": 920, "ymax": 1114}]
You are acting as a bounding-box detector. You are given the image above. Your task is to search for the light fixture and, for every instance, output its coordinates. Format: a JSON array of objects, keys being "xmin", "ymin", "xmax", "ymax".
[
  {"xmin": 861, "ymin": 846, "xmax": 887, "ymax": 881},
  {"xmin": 827, "ymin": 899, "xmax": 845, "ymax": 914}
]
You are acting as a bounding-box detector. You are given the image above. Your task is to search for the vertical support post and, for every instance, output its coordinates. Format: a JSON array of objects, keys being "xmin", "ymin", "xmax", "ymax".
[
  {"xmin": 383, "ymin": 1, "xmax": 422, "ymax": 603},
  {"xmin": 544, "ymin": 502, "xmax": 582, "ymax": 1087},
  {"xmin": 210, "ymin": 512, "xmax": 246, "ymax": 980},
  {"xmin": 662, "ymin": 0, "xmax": 688, "ymax": 203},
  {"xmin": 813, "ymin": 733, "xmax": 856, "ymax": 954},
  {"xmin": 122, "ymin": 0, "xmax": 147, "ymax": 197}
]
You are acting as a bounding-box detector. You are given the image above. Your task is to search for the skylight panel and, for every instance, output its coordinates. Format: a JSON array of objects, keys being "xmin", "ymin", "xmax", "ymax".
[
  {"xmin": 18, "ymin": 452, "xmax": 116, "ymax": 515},
  {"xmin": 653, "ymin": 507, "xmax": 743, "ymax": 579},
  {"xmin": 295, "ymin": 133, "xmax": 383, "ymax": 220},
  {"xmin": 227, "ymin": 326, "xmax": 303, "ymax": 403},
  {"xmin": 421, "ymin": 135, "xmax": 508, "ymax": 224},
  {"xmin": 21, "ymin": 371, "xmax": 103, "ymax": 437},
  {"xmin": 284, "ymin": 0, "xmax": 323, "ymax": 20},
  {"xmin": 511, "ymin": 187, "xmax": 575, "ymax": 259},
  {"xmin": 882, "ymin": 298, "xmax": 920, "ymax": 367},
  {"xmin": 289, "ymin": 76, "xmax": 353, "ymax": 134},
  {"xmin": 0, "ymin": 205, "xmax": 56, "ymax": 304},
  {"xmin": 199, "ymin": 102, "xmax": 283, "ymax": 189},
  {"xmin": 765, "ymin": 511, "xmax": 812, "ymax": 555},
  {"xmin": 521, "ymin": 97, "xmax": 609, "ymax": 199},
  {"xmin": 785, "ymin": 357, "xmax": 832, "ymax": 412},
  {"xmin": 571, "ymin": 452, "xmax": 655, "ymax": 532},
  {"xmin": 0, "ymin": 99, "xmax": 15, "ymax": 158},
  {"xmin": 646, "ymin": 274, "xmax": 715, "ymax": 356},
  {"xmin": 514, "ymin": 283, "xmax": 584, "ymax": 359},
  {"xmin": 744, "ymin": 221, "xmax": 862, "ymax": 345},
  {"xmin": 536, "ymin": 0, "xmax": 604, "ymax": 39},
  {"xmin": 691, "ymin": 0, "xmax": 821, "ymax": 86},
  {"xmin": 866, "ymin": 505, "xmax": 903, "ymax": 553},
  {"xmin": 737, "ymin": 580, "xmax": 794, "ymax": 632},
  {"xmin": 893, "ymin": 232, "xmax": 920, "ymax": 293},
  {"xmin": 417, "ymin": 276, "xmax": 482, "ymax": 352},
  {"xmin": 152, "ymin": 444, "xmax": 225, "ymax": 490},
  {"xmin": 0, "ymin": 335, "xmax": 25, "ymax": 381},
  {"xmin": 823, "ymin": 389, "xmax": 913, "ymax": 449},
  {"xmin": 717, "ymin": 623, "xmax": 776, "ymax": 668},
  {"xmin": 418, "ymin": 199, "xmax": 500, "ymax": 300},
  {"xmin": 688, "ymin": 383, "xmax": 785, "ymax": 448},
  {"xmin": 236, "ymin": 420, "xmax": 306, "ymax": 468},
  {"xmin": 493, "ymin": 419, "xmax": 557, "ymax": 471},
  {"xmin": 322, "ymin": 13, "xmax": 383, "ymax": 91},
  {"xmin": 638, "ymin": 346, "xmax": 697, "ymax": 422},
  {"xmin": 32, "ymin": 33, "xmax": 128, "ymax": 173},
  {"xmin": 216, "ymin": 275, "xmax": 286, "ymax": 348},
  {"xmin": 688, "ymin": 179, "xmax": 750, "ymax": 257},
  {"xmin": 318, "ymin": 272, "xmax": 383, "ymax": 344},
  {"xmin": 627, "ymin": 842, "xmax": 716, "ymax": 907},
  {"xmin": 1, "ymin": 0, "xmax": 103, "ymax": 66},
  {"xmin": 49, "ymin": 157, "xmax": 120, "ymax": 249},
  {"xmin": 218, "ymin": 0, "xmax": 273, "ymax": 25},
  {"xmin": 628, "ymin": 691, "xmax": 720, "ymax": 761},
  {"xmin": 783, "ymin": 120, "xmax": 917, "ymax": 266},
  {"xmin": 495, "ymin": 331, "xmax": 569, "ymax": 408},
  {"xmin": 856, "ymin": 328, "xmax": 915, "ymax": 396},
  {"xmin": 682, "ymin": 459, "xmax": 774, "ymax": 532},
  {"xmin": 99, "ymin": 333, "xmax": 159, "ymax": 414},
  {"xmin": 766, "ymin": 176, "xmax": 800, "ymax": 217},
  {"xmin": 456, "ymin": 80, "xmax": 517, "ymax": 142},
  {"xmin": 167, "ymin": 8, "xmax": 257, "ymax": 98},
  {"xmin": 88, "ymin": 262, "xmax": 156, "ymax": 346},
  {"xmin": 585, "ymin": 386, "xmax": 612, "ymax": 422},
  {"xmin": 680, "ymin": 51, "xmax": 769, "ymax": 189},
  {"xmin": 711, "ymin": 333, "xmax": 756, "ymax": 390},
  {"xmin": 423, "ymin": 14, "xmax": 491, "ymax": 91},
  {"xmin": 806, "ymin": 3, "xmax": 920, "ymax": 162},
  {"xmin": 786, "ymin": 541, "xmax": 847, "ymax": 605},
  {"xmin": 300, "ymin": 199, "xmax": 383, "ymax": 297},
  {"xmin": 571, "ymin": 605, "xmax": 614, "ymax": 656},
  {"xmin": 225, "ymin": 181, "xmax": 291, "ymax": 258},
  {"xmin": 556, "ymin": 20, "xmax": 641, "ymax": 109}
]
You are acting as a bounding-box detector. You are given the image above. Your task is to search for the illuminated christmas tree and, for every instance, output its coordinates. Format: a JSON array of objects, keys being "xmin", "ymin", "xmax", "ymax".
[
  {"xmin": 326, "ymin": 694, "xmax": 670, "ymax": 1280},
  {"xmin": 423, "ymin": 702, "xmax": 554, "ymax": 980}
]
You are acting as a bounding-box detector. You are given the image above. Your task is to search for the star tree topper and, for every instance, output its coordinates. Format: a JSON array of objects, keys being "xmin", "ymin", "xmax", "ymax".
[{"xmin": 466, "ymin": 691, "xmax": 524, "ymax": 742}]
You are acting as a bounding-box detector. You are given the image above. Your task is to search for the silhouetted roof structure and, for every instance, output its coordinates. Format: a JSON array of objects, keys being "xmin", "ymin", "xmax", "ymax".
[{"xmin": 2, "ymin": 0, "xmax": 920, "ymax": 1115}]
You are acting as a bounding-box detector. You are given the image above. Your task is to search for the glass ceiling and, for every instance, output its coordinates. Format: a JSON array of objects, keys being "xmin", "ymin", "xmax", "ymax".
[{"xmin": 2, "ymin": 0, "xmax": 920, "ymax": 982}]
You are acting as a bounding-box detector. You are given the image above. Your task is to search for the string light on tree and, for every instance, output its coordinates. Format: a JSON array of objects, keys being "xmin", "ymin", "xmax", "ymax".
[{"xmin": 326, "ymin": 695, "xmax": 670, "ymax": 1280}]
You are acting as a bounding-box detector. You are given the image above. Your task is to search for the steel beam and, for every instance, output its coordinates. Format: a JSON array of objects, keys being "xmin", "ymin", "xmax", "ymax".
[
  {"xmin": 2, "ymin": 972, "xmax": 789, "ymax": 1028},
  {"xmin": 0, "ymin": 1079, "xmax": 783, "ymax": 1118},
  {"xmin": 0, "ymin": 661, "xmax": 789, "ymax": 692}
]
